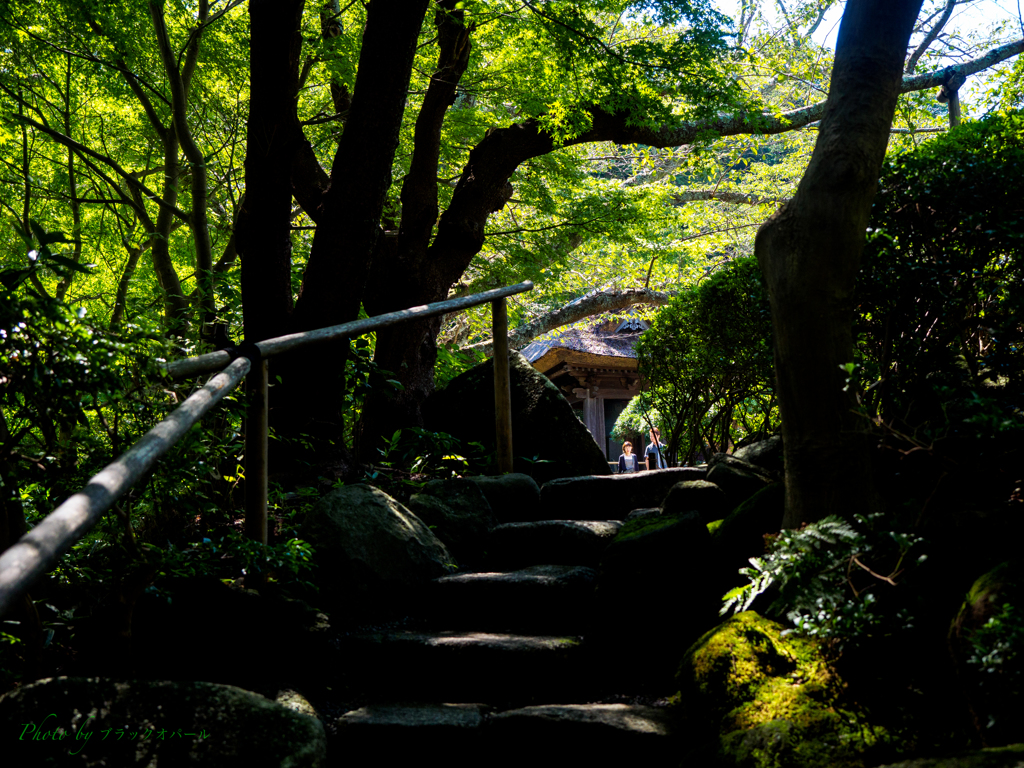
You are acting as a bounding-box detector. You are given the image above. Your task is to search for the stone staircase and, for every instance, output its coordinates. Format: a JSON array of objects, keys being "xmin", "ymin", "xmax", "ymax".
[{"xmin": 329, "ymin": 514, "xmax": 676, "ymax": 764}]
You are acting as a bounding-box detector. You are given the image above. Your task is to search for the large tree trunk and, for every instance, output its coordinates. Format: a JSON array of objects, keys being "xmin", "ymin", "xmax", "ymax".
[
  {"xmin": 360, "ymin": 1, "xmax": 471, "ymax": 451},
  {"xmin": 754, "ymin": 0, "xmax": 924, "ymax": 529},
  {"xmin": 273, "ymin": 0, "xmax": 429, "ymax": 445},
  {"xmin": 293, "ymin": 0, "xmax": 429, "ymax": 334},
  {"xmin": 238, "ymin": 0, "xmax": 305, "ymax": 345}
]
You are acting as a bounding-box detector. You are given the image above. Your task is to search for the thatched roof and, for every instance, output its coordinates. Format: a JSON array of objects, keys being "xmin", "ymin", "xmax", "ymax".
[{"xmin": 522, "ymin": 316, "xmax": 647, "ymax": 374}]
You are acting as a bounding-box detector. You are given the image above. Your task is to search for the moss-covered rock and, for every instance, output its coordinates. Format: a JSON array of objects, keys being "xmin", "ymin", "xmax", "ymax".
[
  {"xmin": 485, "ymin": 520, "xmax": 621, "ymax": 570},
  {"xmin": 0, "ymin": 677, "xmax": 326, "ymax": 766},
  {"xmin": 706, "ymin": 454, "xmax": 775, "ymax": 511},
  {"xmin": 676, "ymin": 612, "xmax": 905, "ymax": 768},
  {"xmin": 949, "ymin": 562, "xmax": 1024, "ymax": 747},
  {"xmin": 872, "ymin": 744, "xmax": 1024, "ymax": 768},
  {"xmin": 661, "ymin": 479, "xmax": 729, "ymax": 523},
  {"xmin": 299, "ymin": 484, "xmax": 453, "ymax": 620},
  {"xmin": 129, "ymin": 577, "xmax": 328, "ymax": 694},
  {"xmin": 711, "ymin": 483, "xmax": 784, "ymax": 576},
  {"xmin": 733, "ymin": 436, "xmax": 784, "ymax": 477},
  {"xmin": 695, "ymin": 483, "xmax": 785, "ymax": 618},
  {"xmin": 465, "ymin": 473, "xmax": 542, "ymax": 523},
  {"xmin": 408, "ymin": 478, "xmax": 497, "ymax": 568},
  {"xmin": 592, "ymin": 510, "xmax": 716, "ymax": 685},
  {"xmin": 540, "ymin": 467, "xmax": 707, "ymax": 520}
]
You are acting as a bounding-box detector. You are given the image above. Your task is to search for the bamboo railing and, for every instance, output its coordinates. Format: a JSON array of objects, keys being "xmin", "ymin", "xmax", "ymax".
[{"xmin": 0, "ymin": 281, "xmax": 532, "ymax": 618}]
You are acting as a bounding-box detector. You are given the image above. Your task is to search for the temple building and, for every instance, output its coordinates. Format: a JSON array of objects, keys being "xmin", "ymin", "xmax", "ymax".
[{"xmin": 521, "ymin": 316, "xmax": 648, "ymax": 462}]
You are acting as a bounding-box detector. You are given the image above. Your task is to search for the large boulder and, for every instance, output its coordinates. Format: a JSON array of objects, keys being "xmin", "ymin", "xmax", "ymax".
[
  {"xmin": 733, "ymin": 435, "xmax": 784, "ymax": 476},
  {"xmin": 0, "ymin": 677, "xmax": 325, "ymax": 767},
  {"xmin": 485, "ymin": 704, "xmax": 674, "ymax": 763},
  {"xmin": 706, "ymin": 454, "xmax": 775, "ymax": 512},
  {"xmin": 465, "ymin": 473, "xmax": 542, "ymax": 523},
  {"xmin": 592, "ymin": 510, "xmax": 716, "ymax": 684},
  {"xmin": 299, "ymin": 484, "xmax": 453, "ymax": 618},
  {"xmin": 335, "ymin": 629, "xmax": 586, "ymax": 703},
  {"xmin": 335, "ymin": 703, "xmax": 488, "ymax": 760},
  {"xmin": 429, "ymin": 565, "xmax": 598, "ymax": 632},
  {"xmin": 676, "ymin": 612, "xmax": 905, "ymax": 768},
  {"xmin": 661, "ymin": 480, "xmax": 730, "ymax": 523},
  {"xmin": 541, "ymin": 467, "xmax": 707, "ymax": 520},
  {"xmin": 423, "ymin": 351, "xmax": 610, "ymax": 482},
  {"xmin": 625, "ymin": 507, "xmax": 661, "ymax": 521},
  {"xmin": 710, "ymin": 482, "xmax": 785, "ymax": 585},
  {"xmin": 697, "ymin": 483, "xmax": 786, "ymax": 619},
  {"xmin": 408, "ymin": 479, "xmax": 498, "ymax": 568}
]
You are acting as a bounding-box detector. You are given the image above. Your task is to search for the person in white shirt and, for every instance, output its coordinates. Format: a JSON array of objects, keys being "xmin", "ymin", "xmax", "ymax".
[{"xmin": 617, "ymin": 441, "xmax": 640, "ymax": 473}]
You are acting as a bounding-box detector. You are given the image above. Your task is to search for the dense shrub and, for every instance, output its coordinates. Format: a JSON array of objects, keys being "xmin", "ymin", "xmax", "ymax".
[
  {"xmin": 1, "ymin": 226, "xmax": 148, "ymax": 535},
  {"xmin": 628, "ymin": 255, "xmax": 776, "ymax": 465},
  {"xmin": 856, "ymin": 110, "xmax": 1024, "ymax": 432}
]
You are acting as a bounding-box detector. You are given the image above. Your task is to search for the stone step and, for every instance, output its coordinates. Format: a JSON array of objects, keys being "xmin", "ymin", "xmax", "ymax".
[
  {"xmin": 485, "ymin": 703, "xmax": 674, "ymax": 763},
  {"xmin": 484, "ymin": 520, "xmax": 622, "ymax": 570},
  {"xmin": 335, "ymin": 630, "xmax": 593, "ymax": 704},
  {"xmin": 332, "ymin": 702, "xmax": 674, "ymax": 764},
  {"xmin": 426, "ymin": 565, "xmax": 598, "ymax": 632},
  {"xmin": 540, "ymin": 466, "xmax": 708, "ymax": 520}
]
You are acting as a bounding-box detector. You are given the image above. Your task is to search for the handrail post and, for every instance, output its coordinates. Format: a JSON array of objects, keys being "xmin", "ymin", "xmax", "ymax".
[
  {"xmin": 492, "ymin": 297, "xmax": 513, "ymax": 474},
  {"xmin": 244, "ymin": 359, "xmax": 268, "ymax": 587}
]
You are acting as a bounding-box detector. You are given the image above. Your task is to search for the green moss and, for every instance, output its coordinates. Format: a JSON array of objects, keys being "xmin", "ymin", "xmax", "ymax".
[
  {"xmin": 711, "ymin": 482, "xmax": 784, "ymax": 546},
  {"xmin": 965, "ymin": 562, "xmax": 1012, "ymax": 608},
  {"xmin": 615, "ymin": 512, "xmax": 686, "ymax": 543},
  {"xmin": 708, "ymin": 519, "xmax": 724, "ymax": 535},
  {"xmin": 874, "ymin": 744, "xmax": 1024, "ymax": 768},
  {"xmin": 984, "ymin": 744, "xmax": 1024, "ymax": 755},
  {"xmin": 677, "ymin": 612, "xmax": 903, "ymax": 768}
]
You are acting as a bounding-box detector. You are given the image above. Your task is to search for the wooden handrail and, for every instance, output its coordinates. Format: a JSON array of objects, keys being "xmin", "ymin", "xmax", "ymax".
[
  {"xmin": 0, "ymin": 358, "xmax": 251, "ymax": 618},
  {"xmin": 0, "ymin": 281, "xmax": 532, "ymax": 617},
  {"xmin": 165, "ymin": 281, "xmax": 534, "ymax": 380}
]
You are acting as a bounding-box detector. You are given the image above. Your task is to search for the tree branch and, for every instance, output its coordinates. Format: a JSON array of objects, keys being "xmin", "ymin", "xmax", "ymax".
[
  {"xmin": 426, "ymin": 39, "xmax": 1022, "ymax": 299},
  {"xmin": 906, "ymin": 0, "xmax": 957, "ymax": 74},
  {"xmin": 671, "ymin": 190, "xmax": 791, "ymax": 206},
  {"xmin": 463, "ymin": 287, "xmax": 674, "ymax": 357},
  {"xmin": 901, "ymin": 36, "xmax": 1024, "ymax": 88},
  {"xmin": 624, "ymin": 37, "xmax": 1024, "ymax": 146},
  {"xmin": 621, "ymin": 154, "xmax": 686, "ymax": 187},
  {"xmin": 150, "ymin": 0, "xmax": 215, "ymax": 330},
  {"xmin": 395, "ymin": 1, "xmax": 472, "ymax": 265},
  {"xmin": 15, "ymin": 116, "xmax": 189, "ymax": 222}
]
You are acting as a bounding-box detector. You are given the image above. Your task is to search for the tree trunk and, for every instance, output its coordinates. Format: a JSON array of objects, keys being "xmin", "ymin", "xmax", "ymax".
[
  {"xmin": 151, "ymin": 129, "xmax": 190, "ymax": 330},
  {"xmin": 110, "ymin": 245, "xmax": 145, "ymax": 329},
  {"xmin": 151, "ymin": 0, "xmax": 217, "ymax": 340},
  {"xmin": 293, "ymin": 0, "xmax": 429, "ymax": 333},
  {"xmin": 360, "ymin": 1, "xmax": 471, "ymax": 450},
  {"xmin": 0, "ymin": 412, "xmax": 27, "ymax": 555},
  {"xmin": 238, "ymin": 0, "xmax": 305, "ymax": 345},
  {"xmin": 275, "ymin": 0, "xmax": 429, "ymax": 444},
  {"xmin": 754, "ymin": 0, "xmax": 924, "ymax": 529}
]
